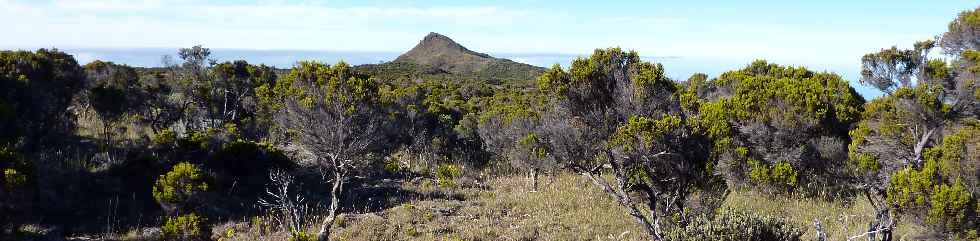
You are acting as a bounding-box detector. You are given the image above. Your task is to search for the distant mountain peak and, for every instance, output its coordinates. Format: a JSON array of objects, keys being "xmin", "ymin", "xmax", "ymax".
[
  {"xmin": 395, "ymin": 32, "xmax": 491, "ymax": 64},
  {"xmin": 362, "ymin": 32, "xmax": 545, "ymax": 83}
]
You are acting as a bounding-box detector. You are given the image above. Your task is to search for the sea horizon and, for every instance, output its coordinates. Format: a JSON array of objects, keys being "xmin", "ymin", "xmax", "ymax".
[{"xmin": 1, "ymin": 46, "xmax": 882, "ymax": 98}]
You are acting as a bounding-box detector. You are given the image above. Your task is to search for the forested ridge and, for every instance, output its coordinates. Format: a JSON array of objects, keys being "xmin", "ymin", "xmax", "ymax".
[{"xmin": 1, "ymin": 7, "xmax": 979, "ymax": 241}]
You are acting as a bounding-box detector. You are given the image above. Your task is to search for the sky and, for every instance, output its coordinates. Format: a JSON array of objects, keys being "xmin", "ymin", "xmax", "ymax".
[{"xmin": 2, "ymin": 0, "xmax": 978, "ymax": 97}]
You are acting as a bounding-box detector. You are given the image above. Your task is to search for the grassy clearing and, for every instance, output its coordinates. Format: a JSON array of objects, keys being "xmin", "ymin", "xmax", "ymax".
[
  {"xmin": 332, "ymin": 173, "xmax": 646, "ymax": 241},
  {"xmin": 75, "ymin": 173, "xmax": 935, "ymax": 241},
  {"xmin": 722, "ymin": 189, "xmax": 929, "ymax": 241}
]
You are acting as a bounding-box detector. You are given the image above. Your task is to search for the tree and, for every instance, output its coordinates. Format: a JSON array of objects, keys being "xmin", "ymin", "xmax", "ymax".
[
  {"xmin": 276, "ymin": 61, "xmax": 383, "ymax": 241},
  {"xmin": 178, "ymin": 45, "xmax": 219, "ymax": 129},
  {"xmin": 0, "ymin": 49, "xmax": 85, "ymax": 150},
  {"xmin": 213, "ymin": 60, "xmax": 278, "ymax": 129},
  {"xmin": 939, "ymin": 7, "xmax": 980, "ymax": 55},
  {"xmin": 84, "ymin": 61, "xmax": 139, "ymax": 154},
  {"xmin": 537, "ymin": 48, "xmax": 722, "ymax": 241},
  {"xmin": 477, "ymin": 90, "xmax": 553, "ymax": 191},
  {"xmin": 680, "ymin": 61, "xmax": 864, "ymax": 193},
  {"xmin": 0, "ymin": 49, "xmax": 84, "ymax": 236},
  {"xmin": 850, "ymin": 8, "xmax": 980, "ymax": 238}
]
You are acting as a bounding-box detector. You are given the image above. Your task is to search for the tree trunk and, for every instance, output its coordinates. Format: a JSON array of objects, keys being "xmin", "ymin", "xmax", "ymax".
[
  {"xmin": 317, "ymin": 169, "xmax": 344, "ymax": 241},
  {"xmin": 582, "ymin": 172, "xmax": 662, "ymax": 241},
  {"xmin": 911, "ymin": 128, "xmax": 937, "ymax": 167}
]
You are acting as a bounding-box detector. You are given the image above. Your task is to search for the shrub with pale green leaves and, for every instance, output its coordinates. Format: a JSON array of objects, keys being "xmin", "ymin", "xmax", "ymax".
[
  {"xmin": 436, "ymin": 164, "xmax": 462, "ymax": 188},
  {"xmin": 667, "ymin": 209, "xmax": 803, "ymax": 241},
  {"xmin": 747, "ymin": 159, "xmax": 799, "ymax": 191},
  {"xmin": 288, "ymin": 231, "xmax": 315, "ymax": 241},
  {"xmin": 161, "ymin": 213, "xmax": 209, "ymax": 241},
  {"xmin": 153, "ymin": 162, "xmax": 209, "ymax": 214}
]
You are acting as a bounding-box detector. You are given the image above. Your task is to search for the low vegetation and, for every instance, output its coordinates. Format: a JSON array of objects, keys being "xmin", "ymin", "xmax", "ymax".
[{"xmin": 1, "ymin": 6, "xmax": 979, "ymax": 241}]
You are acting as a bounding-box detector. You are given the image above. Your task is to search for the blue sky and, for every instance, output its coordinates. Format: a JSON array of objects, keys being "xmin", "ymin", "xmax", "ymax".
[{"xmin": 2, "ymin": 0, "xmax": 977, "ymax": 97}]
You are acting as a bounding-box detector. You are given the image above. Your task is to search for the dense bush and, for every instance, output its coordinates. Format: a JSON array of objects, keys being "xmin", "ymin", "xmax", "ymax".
[
  {"xmin": 153, "ymin": 162, "xmax": 210, "ymax": 215},
  {"xmin": 683, "ymin": 61, "xmax": 864, "ymax": 193},
  {"xmin": 152, "ymin": 129, "xmax": 179, "ymax": 149},
  {"xmin": 747, "ymin": 159, "xmax": 799, "ymax": 191},
  {"xmin": 882, "ymin": 127, "xmax": 979, "ymax": 235},
  {"xmin": 667, "ymin": 209, "xmax": 804, "ymax": 241},
  {"xmin": 161, "ymin": 212, "xmax": 210, "ymax": 241},
  {"xmin": 0, "ymin": 49, "xmax": 85, "ymax": 147}
]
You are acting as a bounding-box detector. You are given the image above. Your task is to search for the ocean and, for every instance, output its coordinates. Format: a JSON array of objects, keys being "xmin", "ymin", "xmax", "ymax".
[{"xmin": 18, "ymin": 47, "xmax": 879, "ymax": 98}]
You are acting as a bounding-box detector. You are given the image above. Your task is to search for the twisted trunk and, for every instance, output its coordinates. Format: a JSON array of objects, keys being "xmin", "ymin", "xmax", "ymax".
[{"xmin": 317, "ymin": 158, "xmax": 346, "ymax": 241}]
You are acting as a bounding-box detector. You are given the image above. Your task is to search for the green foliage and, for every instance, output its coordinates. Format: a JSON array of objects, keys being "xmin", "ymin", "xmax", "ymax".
[
  {"xmin": 161, "ymin": 213, "xmax": 209, "ymax": 241},
  {"xmin": 694, "ymin": 60, "xmax": 864, "ymax": 192},
  {"xmin": 0, "ymin": 49, "xmax": 85, "ymax": 145},
  {"xmin": 284, "ymin": 61, "xmax": 379, "ymax": 112},
  {"xmin": 667, "ymin": 209, "xmax": 803, "ymax": 241},
  {"xmin": 887, "ymin": 158, "xmax": 940, "ymax": 209},
  {"xmin": 517, "ymin": 133, "xmax": 547, "ymax": 160},
  {"xmin": 153, "ymin": 129, "xmax": 179, "ymax": 148},
  {"xmin": 940, "ymin": 7, "xmax": 980, "ymax": 53},
  {"xmin": 153, "ymin": 162, "xmax": 209, "ymax": 210},
  {"xmin": 435, "ymin": 164, "xmax": 463, "ymax": 188},
  {"xmin": 747, "ymin": 159, "xmax": 799, "ymax": 189},
  {"xmin": 537, "ymin": 64, "xmax": 571, "ymax": 97},
  {"xmin": 609, "ymin": 114, "xmax": 682, "ymax": 152},
  {"xmin": 885, "ymin": 150, "xmax": 979, "ymax": 234},
  {"xmin": 927, "ymin": 181, "xmax": 975, "ymax": 232},
  {"xmin": 288, "ymin": 231, "xmax": 316, "ymax": 241},
  {"xmin": 715, "ymin": 60, "xmax": 863, "ymax": 126},
  {"xmin": 936, "ymin": 125, "xmax": 979, "ymax": 187}
]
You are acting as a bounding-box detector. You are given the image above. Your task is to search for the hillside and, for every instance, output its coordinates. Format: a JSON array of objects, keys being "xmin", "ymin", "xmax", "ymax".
[{"xmin": 356, "ymin": 32, "xmax": 546, "ymax": 84}]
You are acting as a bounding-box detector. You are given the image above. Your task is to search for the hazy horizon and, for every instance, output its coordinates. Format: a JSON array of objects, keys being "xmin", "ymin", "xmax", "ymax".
[
  {"xmin": 6, "ymin": 0, "xmax": 978, "ymax": 98},
  {"xmin": 2, "ymin": 45, "xmax": 884, "ymax": 97}
]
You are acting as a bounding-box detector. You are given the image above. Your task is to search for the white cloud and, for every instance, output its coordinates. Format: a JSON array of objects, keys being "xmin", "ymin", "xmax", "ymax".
[{"xmin": 0, "ymin": 0, "xmax": 531, "ymax": 50}]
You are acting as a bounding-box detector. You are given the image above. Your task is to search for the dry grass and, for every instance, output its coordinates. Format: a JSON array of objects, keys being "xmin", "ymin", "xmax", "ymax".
[
  {"xmin": 94, "ymin": 173, "xmax": 933, "ymax": 241},
  {"xmin": 722, "ymin": 189, "xmax": 929, "ymax": 241},
  {"xmin": 75, "ymin": 108, "xmax": 154, "ymax": 147},
  {"xmin": 332, "ymin": 173, "xmax": 646, "ymax": 241}
]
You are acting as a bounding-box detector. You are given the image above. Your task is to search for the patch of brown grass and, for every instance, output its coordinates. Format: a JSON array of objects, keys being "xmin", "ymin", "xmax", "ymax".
[
  {"xmin": 722, "ymin": 189, "xmax": 929, "ymax": 241},
  {"xmin": 332, "ymin": 173, "xmax": 646, "ymax": 241}
]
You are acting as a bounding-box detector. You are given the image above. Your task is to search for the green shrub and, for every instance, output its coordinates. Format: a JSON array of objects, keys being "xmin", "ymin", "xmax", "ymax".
[
  {"xmin": 885, "ymin": 155, "xmax": 978, "ymax": 236},
  {"xmin": 747, "ymin": 159, "xmax": 798, "ymax": 190},
  {"xmin": 153, "ymin": 162, "xmax": 209, "ymax": 214},
  {"xmin": 927, "ymin": 181, "xmax": 975, "ymax": 232},
  {"xmin": 161, "ymin": 213, "xmax": 209, "ymax": 241},
  {"xmin": 152, "ymin": 129, "xmax": 178, "ymax": 148},
  {"xmin": 436, "ymin": 164, "xmax": 462, "ymax": 188},
  {"xmin": 667, "ymin": 209, "xmax": 803, "ymax": 241},
  {"xmin": 178, "ymin": 130, "xmax": 209, "ymax": 150},
  {"xmin": 886, "ymin": 158, "xmax": 940, "ymax": 209},
  {"xmin": 288, "ymin": 231, "xmax": 315, "ymax": 241}
]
